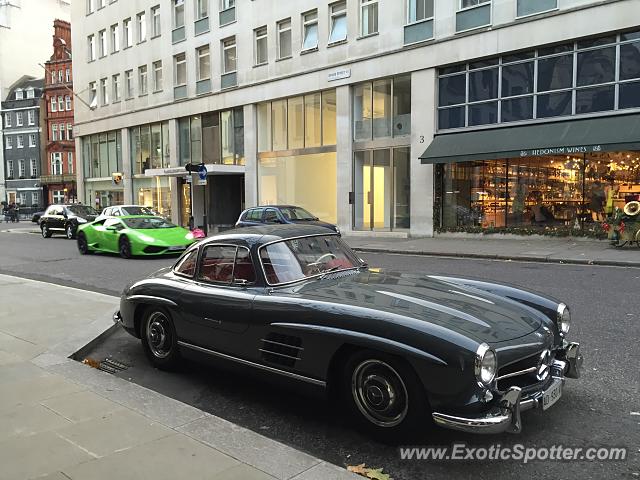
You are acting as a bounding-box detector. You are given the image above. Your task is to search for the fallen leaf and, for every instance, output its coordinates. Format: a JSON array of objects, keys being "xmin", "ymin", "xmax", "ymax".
[
  {"xmin": 82, "ymin": 358, "xmax": 100, "ymax": 369},
  {"xmin": 347, "ymin": 464, "xmax": 369, "ymax": 475},
  {"xmin": 366, "ymin": 467, "xmax": 392, "ymax": 480},
  {"xmin": 347, "ymin": 464, "xmax": 392, "ymax": 480}
]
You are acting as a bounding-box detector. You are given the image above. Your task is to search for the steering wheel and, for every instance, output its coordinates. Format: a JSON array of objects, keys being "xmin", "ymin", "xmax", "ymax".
[{"xmin": 306, "ymin": 253, "xmax": 337, "ymax": 273}]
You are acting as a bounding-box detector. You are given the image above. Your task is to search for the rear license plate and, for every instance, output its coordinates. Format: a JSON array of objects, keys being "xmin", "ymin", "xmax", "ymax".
[
  {"xmin": 542, "ymin": 380, "xmax": 562, "ymax": 410},
  {"xmin": 168, "ymin": 245, "xmax": 186, "ymax": 251}
]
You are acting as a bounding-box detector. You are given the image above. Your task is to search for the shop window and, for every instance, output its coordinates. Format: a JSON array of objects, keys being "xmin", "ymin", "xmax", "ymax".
[
  {"xmin": 501, "ymin": 97, "xmax": 533, "ymax": 122},
  {"xmin": 575, "ymin": 85, "xmax": 615, "ymax": 114},
  {"xmin": 620, "ymin": 41, "xmax": 640, "ymax": 80},
  {"xmin": 271, "ymin": 100, "xmax": 287, "ymax": 151},
  {"xmin": 469, "ymin": 68, "xmax": 498, "ymax": 102},
  {"xmin": 322, "ymin": 90, "xmax": 337, "ymax": 146},
  {"xmin": 619, "ymin": 81, "xmax": 640, "ymax": 109},
  {"xmin": 577, "ymin": 47, "xmax": 616, "ymax": 87},
  {"xmin": 257, "ymin": 103, "xmax": 272, "ymax": 152},
  {"xmin": 288, "ymin": 97, "xmax": 305, "ymax": 149},
  {"xmin": 393, "ymin": 75, "xmax": 411, "ymax": 136},
  {"xmin": 130, "ymin": 123, "xmax": 168, "ymax": 174},
  {"xmin": 438, "ymin": 107, "xmax": 465, "ymax": 130},
  {"xmin": 304, "ymin": 93, "xmax": 322, "ymax": 148},
  {"xmin": 468, "ymin": 101, "xmax": 497, "ymax": 126},
  {"xmin": 501, "ymin": 62, "xmax": 534, "ymax": 97},
  {"xmin": 372, "ymin": 79, "xmax": 392, "ymax": 138},
  {"xmin": 439, "ymin": 74, "xmax": 466, "ymax": 106},
  {"xmin": 178, "ymin": 117, "xmax": 191, "ymax": 165},
  {"xmin": 353, "ymin": 77, "xmax": 411, "ymax": 141},
  {"xmin": 536, "ymin": 91, "xmax": 572, "ymax": 118},
  {"xmin": 202, "ymin": 113, "xmax": 220, "ymax": 164},
  {"xmin": 537, "ymin": 55, "xmax": 573, "ymax": 92},
  {"xmin": 354, "ymin": 83, "xmax": 373, "ymax": 141},
  {"xmin": 190, "ymin": 115, "xmax": 202, "ymax": 164}
]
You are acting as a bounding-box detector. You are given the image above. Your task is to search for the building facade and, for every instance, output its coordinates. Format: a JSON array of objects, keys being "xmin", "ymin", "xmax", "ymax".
[
  {"xmin": 71, "ymin": 0, "xmax": 640, "ymax": 237},
  {"xmin": 1, "ymin": 78, "xmax": 44, "ymax": 210},
  {"xmin": 43, "ymin": 19, "xmax": 76, "ymax": 205}
]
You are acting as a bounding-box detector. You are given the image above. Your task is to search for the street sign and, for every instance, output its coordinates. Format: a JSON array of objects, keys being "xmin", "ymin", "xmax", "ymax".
[{"xmin": 197, "ymin": 164, "xmax": 208, "ymax": 181}]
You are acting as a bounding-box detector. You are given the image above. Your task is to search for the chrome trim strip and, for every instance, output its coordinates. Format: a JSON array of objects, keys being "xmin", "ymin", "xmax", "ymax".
[
  {"xmin": 495, "ymin": 342, "xmax": 544, "ymax": 352},
  {"xmin": 126, "ymin": 295, "xmax": 178, "ymax": 308},
  {"xmin": 258, "ymin": 349, "xmax": 300, "ymax": 361},
  {"xmin": 496, "ymin": 366, "xmax": 537, "ymax": 381},
  {"xmin": 261, "ymin": 339, "xmax": 304, "ymax": 351},
  {"xmin": 177, "ymin": 340, "xmax": 326, "ymax": 387}
]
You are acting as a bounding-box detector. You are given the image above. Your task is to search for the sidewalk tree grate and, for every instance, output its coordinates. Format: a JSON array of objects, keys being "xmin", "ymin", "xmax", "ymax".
[{"xmin": 83, "ymin": 357, "xmax": 130, "ymax": 375}]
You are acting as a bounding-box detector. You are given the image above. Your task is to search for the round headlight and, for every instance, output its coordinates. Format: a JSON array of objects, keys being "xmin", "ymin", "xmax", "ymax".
[
  {"xmin": 557, "ymin": 303, "xmax": 571, "ymax": 335},
  {"xmin": 475, "ymin": 343, "xmax": 497, "ymax": 386}
]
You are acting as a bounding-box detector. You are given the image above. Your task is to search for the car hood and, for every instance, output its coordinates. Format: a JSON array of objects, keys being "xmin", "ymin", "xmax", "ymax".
[
  {"xmin": 289, "ymin": 269, "xmax": 544, "ymax": 344},
  {"xmin": 129, "ymin": 227, "xmax": 193, "ymax": 245}
]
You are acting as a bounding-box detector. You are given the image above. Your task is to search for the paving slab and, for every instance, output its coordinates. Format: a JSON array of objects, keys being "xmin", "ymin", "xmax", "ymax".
[
  {"xmin": 0, "ymin": 402, "xmax": 72, "ymax": 439},
  {"xmin": 41, "ymin": 390, "xmax": 126, "ymax": 423},
  {"xmin": 0, "ymin": 374, "xmax": 85, "ymax": 413}
]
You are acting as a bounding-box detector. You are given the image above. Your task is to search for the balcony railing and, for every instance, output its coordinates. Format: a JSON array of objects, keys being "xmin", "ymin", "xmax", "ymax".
[{"xmin": 40, "ymin": 174, "xmax": 76, "ymax": 184}]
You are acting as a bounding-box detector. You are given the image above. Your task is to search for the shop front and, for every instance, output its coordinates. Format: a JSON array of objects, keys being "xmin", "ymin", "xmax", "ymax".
[
  {"xmin": 82, "ymin": 130, "xmax": 124, "ymax": 210},
  {"xmin": 422, "ymin": 114, "xmax": 640, "ymax": 236}
]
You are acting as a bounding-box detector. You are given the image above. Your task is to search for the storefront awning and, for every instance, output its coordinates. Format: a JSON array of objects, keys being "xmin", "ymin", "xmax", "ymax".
[{"xmin": 420, "ymin": 113, "xmax": 640, "ymax": 164}]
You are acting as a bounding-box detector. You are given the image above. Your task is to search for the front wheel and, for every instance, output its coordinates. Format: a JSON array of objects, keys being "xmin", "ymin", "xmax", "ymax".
[
  {"xmin": 65, "ymin": 224, "xmax": 76, "ymax": 239},
  {"xmin": 343, "ymin": 350, "xmax": 430, "ymax": 441},
  {"xmin": 141, "ymin": 308, "xmax": 181, "ymax": 370},
  {"xmin": 41, "ymin": 224, "xmax": 52, "ymax": 238},
  {"xmin": 77, "ymin": 232, "xmax": 91, "ymax": 255},
  {"xmin": 119, "ymin": 236, "xmax": 132, "ymax": 259}
]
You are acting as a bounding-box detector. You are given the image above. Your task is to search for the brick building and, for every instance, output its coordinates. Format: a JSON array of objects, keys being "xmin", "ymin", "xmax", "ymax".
[{"xmin": 42, "ymin": 19, "xmax": 75, "ymax": 204}]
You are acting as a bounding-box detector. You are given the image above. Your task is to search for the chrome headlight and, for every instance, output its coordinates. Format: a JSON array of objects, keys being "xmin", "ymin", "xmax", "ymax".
[
  {"xmin": 557, "ymin": 303, "xmax": 571, "ymax": 335},
  {"xmin": 474, "ymin": 343, "xmax": 497, "ymax": 387}
]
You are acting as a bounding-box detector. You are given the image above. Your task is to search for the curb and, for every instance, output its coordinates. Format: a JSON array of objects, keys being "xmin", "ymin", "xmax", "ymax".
[
  {"xmin": 352, "ymin": 247, "xmax": 640, "ymax": 268},
  {"xmin": 69, "ymin": 322, "xmax": 120, "ymax": 361}
]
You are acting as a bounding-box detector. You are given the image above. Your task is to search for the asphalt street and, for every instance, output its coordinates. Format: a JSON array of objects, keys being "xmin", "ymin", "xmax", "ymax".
[{"xmin": 0, "ymin": 224, "xmax": 639, "ymax": 479}]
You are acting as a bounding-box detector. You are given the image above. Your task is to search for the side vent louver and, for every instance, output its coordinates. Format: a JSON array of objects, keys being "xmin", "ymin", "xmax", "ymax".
[{"xmin": 260, "ymin": 333, "xmax": 303, "ymax": 368}]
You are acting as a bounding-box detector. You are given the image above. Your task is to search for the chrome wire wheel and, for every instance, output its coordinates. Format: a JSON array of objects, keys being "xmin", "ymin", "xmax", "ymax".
[
  {"xmin": 145, "ymin": 312, "xmax": 173, "ymax": 359},
  {"xmin": 351, "ymin": 359, "xmax": 409, "ymax": 428}
]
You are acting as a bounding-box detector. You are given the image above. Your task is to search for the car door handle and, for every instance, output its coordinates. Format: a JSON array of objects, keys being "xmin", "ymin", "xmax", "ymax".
[{"xmin": 205, "ymin": 317, "xmax": 222, "ymax": 324}]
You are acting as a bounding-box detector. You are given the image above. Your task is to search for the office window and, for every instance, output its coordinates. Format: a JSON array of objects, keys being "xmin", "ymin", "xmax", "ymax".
[
  {"xmin": 16, "ymin": 111, "xmax": 23, "ymax": 126},
  {"xmin": 32, "ymin": 192, "xmax": 39, "ymax": 205},
  {"xmin": 139, "ymin": 65, "xmax": 148, "ymax": 95},
  {"xmin": 137, "ymin": 12, "xmax": 146, "ymax": 43},
  {"xmin": 30, "ymin": 158, "xmax": 37, "ymax": 177},
  {"xmin": 112, "ymin": 73, "xmax": 121, "ymax": 101},
  {"xmin": 51, "ymin": 70, "xmax": 56, "ymax": 84},
  {"xmin": 7, "ymin": 160, "xmax": 13, "ymax": 178},
  {"xmin": 18, "ymin": 160, "xmax": 25, "ymax": 178},
  {"xmin": 151, "ymin": 5, "xmax": 161, "ymax": 36},
  {"xmin": 58, "ymin": 70, "xmax": 63, "ymax": 83},
  {"xmin": 28, "ymin": 110, "xmax": 35, "ymax": 125},
  {"xmin": 277, "ymin": 19, "xmax": 292, "ymax": 59},
  {"xmin": 220, "ymin": 0, "xmax": 235, "ymax": 10},
  {"xmin": 360, "ymin": 0, "xmax": 378, "ymax": 36},
  {"xmin": 255, "ymin": 26, "xmax": 268, "ymax": 65},
  {"xmin": 67, "ymin": 124, "xmax": 74, "ymax": 140},
  {"xmin": 125, "ymin": 70, "xmax": 134, "ymax": 97},
  {"xmin": 66, "ymin": 68, "xmax": 71, "ymax": 82},
  {"xmin": 302, "ymin": 10, "xmax": 318, "ymax": 50},
  {"xmin": 88, "ymin": 34, "xmax": 96, "ymax": 61},
  {"xmin": 51, "ymin": 96, "xmax": 57, "ymax": 112},
  {"xmin": 58, "ymin": 96, "xmax": 64, "ymax": 111},
  {"xmin": 3, "ymin": 113, "xmax": 10, "ymax": 127},
  {"xmin": 153, "ymin": 61, "xmax": 163, "ymax": 91},
  {"xmin": 60, "ymin": 124, "xmax": 66, "ymax": 141},
  {"xmin": 196, "ymin": 0, "xmax": 208, "ymax": 20},
  {"xmin": 51, "ymin": 153, "xmax": 63, "ymax": 175},
  {"xmin": 100, "ymin": 78, "xmax": 109, "ymax": 105},
  {"xmin": 222, "ymin": 37, "xmax": 236, "ymax": 73},
  {"xmin": 99, "ymin": 29, "xmax": 107, "ymax": 57},
  {"xmin": 65, "ymin": 95, "xmax": 71, "ymax": 110},
  {"xmin": 52, "ymin": 124, "xmax": 58, "ymax": 141},
  {"xmin": 111, "ymin": 24, "xmax": 120, "ymax": 52},
  {"xmin": 329, "ymin": 2, "xmax": 347, "ymax": 43},
  {"xmin": 68, "ymin": 152, "xmax": 74, "ymax": 174},
  {"xmin": 17, "ymin": 135, "xmax": 24, "ymax": 148},
  {"xmin": 29, "ymin": 134, "xmax": 36, "ymax": 147},
  {"xmin": 174, "ymin": 53, "xmax": 187, "ymax": 85},
  {"xmin": 461, "ymin": 0, "xmax": 490, "ymax": 7},
  {"xmin": 173, "ymin": 0, "xmax": 185, "ymax": 28},
  {"xmin": 15, "ymin": 89, "xmax": 23, "ymax": 100},
  {"xmin": 124, "ymin": 18, "xmax": 132, "ymax": 47},
  {"xmin": 408, "ymin": 0, "xmax": 434, "ymax": 22},
  {"xmin": 99, "ymin": 0, "xmax": 106, "ymax": 8},
  {"xmin": 197, "ymin": 45, "xmax": 211, "ymax": 80},
  {"xmin": 5, "ymin": 137, "xmax": 12, "ymax": 149},
  {"xmin": 87, "ymin": 0, "xmax": 95, "ymax": 14}
]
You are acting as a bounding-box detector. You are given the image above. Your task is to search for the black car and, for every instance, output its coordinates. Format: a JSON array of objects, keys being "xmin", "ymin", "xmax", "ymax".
[
  {"xmin": 115, "ymin": 225, "xmax": 582, "ymax": 439},
  {"xmin": 39, "ymin": 204, "xmax": 99, "ymax": 239},
  {"xmin": 235, "ymin": 205, "xmax": 339, "ymax": 234}
]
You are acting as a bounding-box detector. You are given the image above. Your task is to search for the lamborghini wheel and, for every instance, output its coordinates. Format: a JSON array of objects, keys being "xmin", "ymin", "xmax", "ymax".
[
  {"xmin": 119, "ymin": 236, "xmax": 132, "ymax": 259},
  {"xmin": 77, "ymin": 232, "xmax": 91, "ymax": 255}
]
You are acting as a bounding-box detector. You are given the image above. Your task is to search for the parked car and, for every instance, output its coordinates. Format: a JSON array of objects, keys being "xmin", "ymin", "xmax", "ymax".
[
  {"xmin": 97, "ymin": 205, "xmax": 161, "ymax": 220},
  {"xmin": 31, "ymin": 210, "xmax": 46, "ymax": 223},
  {"xmin": 235, "ymin": 205, "xmax": 339, "ymax": 234},
  {"xmin": 39, "ymin": 204, "xmax": 99, "ymax": 239},
  {"xmin": 77, "ymin": 216, "xmax": 197, "ymax": 259},
  {"xmin": 115, "ymin": 224, "xmax": 582, "ymax": 439}
]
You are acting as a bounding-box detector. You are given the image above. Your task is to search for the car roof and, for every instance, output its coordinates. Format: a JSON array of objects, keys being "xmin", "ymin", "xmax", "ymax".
[
  {"xmin": 203, "ymin": 224, "xmax": 337, "ymax": 248},
  {"xmin": 246, "ymin": 205, "xmax": 300, "ymax": 210},
  {"xmin": 117, "ymin": 215, "xmax": 167, "ymax": 219}
]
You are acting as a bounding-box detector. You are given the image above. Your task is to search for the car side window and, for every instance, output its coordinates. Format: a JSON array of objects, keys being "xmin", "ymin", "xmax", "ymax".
[
  {"xmin": 104, "ymin": 218, "xmax": 123, "ymax": 230},
  {"xmin": 247, "ymin": 208, "xmax": 262, "ymax": 221},
  {"xmin": 174, "ymin": 249, "xmax": 199, "ymax": 277},
  {"xmin": 114, "ymin": 209, "xmax": 121, "ymax": 216},
  {"xmin": 263, "ymin": 209, "xmax": 279, "ymax": 224},
  {"xmin": 198, "ymin": 245, "xmax": 237, "ymax": 284},
  {"xmin": 234, "ymin": 247, "xmax": 256, "ymax": 283}
]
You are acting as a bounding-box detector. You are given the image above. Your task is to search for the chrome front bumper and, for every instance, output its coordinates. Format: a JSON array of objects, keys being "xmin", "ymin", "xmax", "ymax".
[{"xmin": 432, "ymin": 342, "xmax": 583, "ymax": 434}]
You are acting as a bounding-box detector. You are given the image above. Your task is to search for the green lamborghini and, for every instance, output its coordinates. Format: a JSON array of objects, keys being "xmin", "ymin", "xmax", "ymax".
[{"xmin": 76, "ymin": 216, "xmax": 197, "ymax": 258}]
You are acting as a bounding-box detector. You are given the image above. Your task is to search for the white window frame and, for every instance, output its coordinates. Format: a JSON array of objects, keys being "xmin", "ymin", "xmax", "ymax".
[
  {"xmin": 111, "ymin": 24, "xmax": 120, "ymax": 52},
  {"xmin": 58, "ymin": 96, "xmax": 64, "ymax": 112},
  {"xmin": 66, "ymin": 68, "xmax": 71, "ymax": 82},
  {"xmin": 329, "ymin": 1, "xmax": 347, "ymax": 44},
  {"xmin": 88, "ymin": 34, "xmax": 96, "ymax": 61},
  {"xmin": 28, "ymin": 110, "xmax": 35, "ymax": 125},
  {"xmin": 151, "ymin": 5, "xmax": 161, "ymax": 37},
  {"xmin": 67, "ymin": 124, "xmax": 74, "ymax": 140},
  {"xmin": 407, "ymin": 0, "xmax": 434, "ymax": 24},
  {"xmin": 138, "ymin": 65, "xmax": 148, "ymax": 95},
  {"xmin": 68, "ymin": 152, "xmax": 74, "ymax": 174},
  {"xmin": 197, "ymin": 45, "xmax": 211, "ymax": 81},
  {"xmin": 87, "ymin": 0, "xmax": 95, "ymax": 15},
  {"xmin": 222, "ymin": 37, "xmax": 236, "ymax": 74},
  {"xmin": 254, "ymin": 26, "xmax": 268, "ymax": 66},
  {"xmin": 100, "ymin": 78, "xmax": 109, "ymax": 105},
  {"xmin": 173, "ymin": 0, "xmax": 185, "ymax": 29},
  {"xmin": 28, "ymin": 134, "xmax": 36, "ymax": 147},
  {"xmin": 125, "ymin": 70, "xmax": 134, "ymax": 98},
  {"xmin": 16, "ymin": 135, "xmax": 24, "ymax": 148},
  {"xmin": 52, "ymin": 124, "xmax": 58, "ymax": 142},
  {"xmin": 98, "ymin": 29, "xmax": 107, "ymax": 57},
  {"xmin": 32, "ymin": 192, "xmax": 39, "ymax": 206},
  {"xmin": 5, "ymin": 137, "xmax": 12, "ymax": 149},
  {"xmin": 15, "ymin": 89, "xmax": 23, "ymax": 100},
  {"xmin": 174, "ymin": 53, "xmax": 187, "ymax": 86},
  {"xmin": 18, "ymin": 160, "xmax": 25, "ymax": 178},
  {"xmin": 51, "ymin": 152, "xmax": 63, "ymax": 175},
  {"xmin": 459, "ymin": 0, "xmax": 490, "ymax": 10},
  {"xmin": 360, "ymin": 0, "xmax": 379, "ymax": 37},
  {"xmin": 137, "ymin": 11, "xmax": 146, "ymax": 43},
  {"xmin": 277, "ymin": 19, "xmax": 292, "ymax": 60},
  {"xmin": 220, "ymin": 0, "xmax": 235, "ymax": 11},
  {"xmin": 124, "ymin": 18, "xmax": 133, "ymax": 48},
  {"xmin": 16, "ymin": 111, "xmax": 23, "ymax": 126},
  {"xmin": 112, "ymin": 73, "xmax": 121, "ymax": 101},
  {"xmin": 195, "ymin": 0, "xmax": 208, "ymax": 20},
  {"xmin": 7, "ymin": 160, "xmax": 14, "ymax": 178},
  {"xmin": 58, "ymin": 71, "xmax": 63, "ymax": 83},
  {"xmin": 60, "ymin": 124, "xmax": 65, "ymax": 140},
  {"xmin": 4, "ymin": 113, "xmax": 11, "ymax": 127},
  {"xmin": 51, "ymin": 70, "xmax": 56, "ymax": 84},
  {"xmin": 65, "ymin": 95, "xmax": 71, "ymax": 111},
  {"xmin": 302, "ymin": 10, "xmax": 318, "ymax": 51},
  {"xmin": 19, "ymin": 192, "xmax": 27, "ymax": 205},
  {"xmin": 51, "ymin": 96, "xmax": 57, "ymax": 113},
  {"xmin": 30, "ymin": 158, "xmax": 37, "ymax": 177},
  {"xmin": 153, "ymin": 61, "xmax": 163, "ymax": 92}
]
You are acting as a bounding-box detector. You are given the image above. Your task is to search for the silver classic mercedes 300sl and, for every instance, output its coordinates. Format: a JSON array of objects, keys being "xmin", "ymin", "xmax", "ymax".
[{"xmin": 114, "ymin": 225, "xmax": 583, "ymax": 439}]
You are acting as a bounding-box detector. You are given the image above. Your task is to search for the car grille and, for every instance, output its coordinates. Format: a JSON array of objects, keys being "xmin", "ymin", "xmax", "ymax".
[
  {"xmin": 143, "ymin": 246, "xmax": 166, "ymax": 254},
  {"xmin": 496, "ymin": 350, "xmax": 555, "ymax": 392},
  {"xmin": 260, "ymin": 333, "xmax": 303, "ymax": 368}
]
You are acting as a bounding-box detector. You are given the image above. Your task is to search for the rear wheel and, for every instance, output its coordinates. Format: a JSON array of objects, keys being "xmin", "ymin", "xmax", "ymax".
[
  {"xmin": 141, "ymin": 308, "xmax": 180, "ymax": 369},
  {"xmin": 342, "ymin": 350, "xmax": 430, "ymax": 441},
  {"xmin": 119, "ymin": 236, "xmax": 132, "ymax": 259},
  {"xmin": 77, "ymin": 232, "xmax": 91, "ymax": 255},
  {"xmin": 41, "ymin": 224, "xmax": 52, "ymax": 238},
  {"xmin": 65, "ymin": 224, "xmax": 76, "ymax": 239}
]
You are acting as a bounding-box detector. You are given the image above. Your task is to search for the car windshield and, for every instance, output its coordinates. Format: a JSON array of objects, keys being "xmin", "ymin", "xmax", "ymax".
[
  {"xmin": 259, "ymin": 235, "xmax": 363, "ymax": 285},
  {"xmin": 123, "ymin": 206, "xmax": 157, "ymax": 216},
  {"xmin": 122, "ymin": 217, "xmax": 176, "ymax": 229},
  {"xmin": 67, "ymin": 205, "xmax": 98, "ymax": 216},
  {"xmin": 279, "ymin": 207, "xmax": 317, "ymax": 221}
]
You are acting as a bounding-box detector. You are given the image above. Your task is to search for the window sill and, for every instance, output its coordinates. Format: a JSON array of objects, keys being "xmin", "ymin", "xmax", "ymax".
[
  {"xmin": 357, "ymin": 32, "xmax": 379, "ymax": 41},
  {"xmin": 152, "ymin": 89, "xmax": 163, "ymax": 94},
  {"xmin": 253, "ymin": 62, "xmax": 268, "ymax": 68},
  {"xmin": 516, "ymin": 7, "xmax": 558, "ymax": 20},
  {"xmin": 301, "ymin": 46, "xmax": 319, "ymax": 55},
  {"xmin": 275, "ymin": 56, "xmax": 293, "ymax": 63},
  {"xmin": 125, "ymin": 96, "xmax": 134, "ymax": 101},
  {"xmin": 151, "ymin": 34, "xmax": 161, "ymax": 40},
  {"xmin": 111, "ymin": 50, "xmax": 119, "ymax": 55},
  {"xmin": 327, "ymin": 39, "xmax": 348, "ymax": 48},
  {"xmin": 123, "ymin": 45, "xmax": 133, "ymax": 51},
  {"xmin": 138, "ymin": 93, "xmax": 148, "ymax": 98},
  {"xmin": 454, "ymin": 23, "xmax": 492, "ymax": 35},
  {"xmin": 112, "ymin": 99, "xmax": 121, "ymax": 104},
  {"xmin": 137, "ymin": 39, "xmax": 147, "ymax": 45}
]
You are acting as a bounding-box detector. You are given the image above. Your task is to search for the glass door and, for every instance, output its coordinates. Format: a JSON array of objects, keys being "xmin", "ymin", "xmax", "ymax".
[{"xmin": 353, "ymin": 149, "xmax": 396, "ymax": 231}]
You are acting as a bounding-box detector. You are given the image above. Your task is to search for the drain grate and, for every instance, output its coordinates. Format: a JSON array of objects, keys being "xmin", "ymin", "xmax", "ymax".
[{"xmin": 82, "ymin": 357, "xmax": 131, "ymax": 374}]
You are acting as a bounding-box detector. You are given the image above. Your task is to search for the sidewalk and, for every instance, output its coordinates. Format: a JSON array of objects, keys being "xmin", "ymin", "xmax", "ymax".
[
  {"xmin": 344, "ymin": 234, "xmax": 640, "ymax": 267},
  {"xmin": 0, "ymin": 274, "xmax": 357, "ymax": 480}
]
